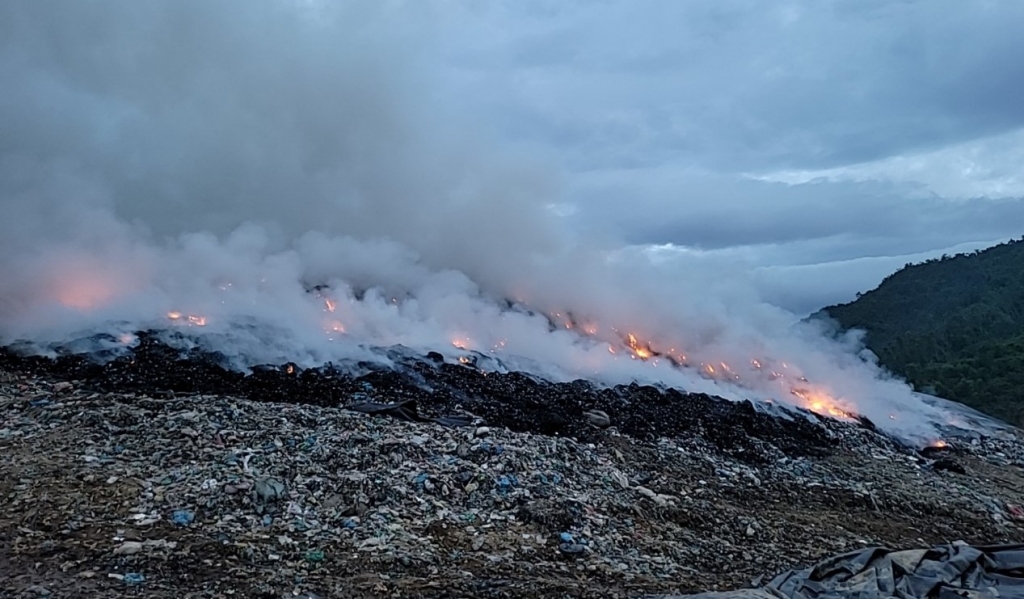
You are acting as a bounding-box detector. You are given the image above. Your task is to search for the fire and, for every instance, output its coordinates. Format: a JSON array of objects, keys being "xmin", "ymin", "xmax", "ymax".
[
  {"xmin": 55, "ymin": 285, "xmax": 114, "ymax": 310},
  {"xmin": 286, "ymin": 365, "xmax": 295, "ymax": 374},
  {"xmin": 458, "ymin": 356, "xmax": 471, "ymax": 365},
  {"xmin": 451, "ymin": 337, "xmax": 470, "ymax": 350},
  {"xmin": 790, "ymin": 388, "xmax": 855, "ymax": 420},
  {"xmin": 167, "ymin": 311, "xmax": 207, "ymax": 326},
  {"xmin": 626, "ymin": 333, "xmax": 653, "ymax": 359},
  {"xmin": 931, "ymin": 440, "xmax": 948, "ymax": 449},
  {"xmin": 327, "ymin": 320, "xmax": 345, "ymax": 333},
  {"xmin": 49, "ymin": 266, "xmax": 126, "ymax": 311},
  {"xmin": 324, "ymin": 298, "xmax": 336, "ymax": 312}
]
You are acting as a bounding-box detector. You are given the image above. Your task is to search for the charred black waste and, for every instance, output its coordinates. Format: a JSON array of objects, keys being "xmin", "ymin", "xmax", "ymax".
[{"xmin": 0, "ymin": 330, "xmax": 885, "ymax": 463}]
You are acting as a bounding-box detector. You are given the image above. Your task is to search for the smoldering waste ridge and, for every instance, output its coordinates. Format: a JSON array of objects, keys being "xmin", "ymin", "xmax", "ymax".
[
  {"xmin": 1, "ymin": 330, "xmax": 849, "ymax": 463},
  {"xmin": 3, "ymin": 333, "xmax": 1024, "ymax": 598}
]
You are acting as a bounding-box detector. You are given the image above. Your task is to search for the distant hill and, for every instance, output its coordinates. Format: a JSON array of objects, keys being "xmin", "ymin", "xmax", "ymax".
[{"xmin": 816, "ymin": 236, "xmax": 1024, "ymax": 424}]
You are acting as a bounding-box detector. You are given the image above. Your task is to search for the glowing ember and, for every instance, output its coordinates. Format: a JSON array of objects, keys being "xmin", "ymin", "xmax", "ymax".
[
  {"xmin": 932, "ymin": 440, "xmax": 948, "ymax": 448},
  {"xmin": 324, "ymin": 298, "xmax": 336, "ymax": 312},
  {"xmin": 327, "ymin": 320, "xmax": 345, "ymax": 333},
  {"xmin": 790, "ymin": 388, "xmax": 854, "ymax": 420},
  {"xmin": 451, "ymin": 337, "xmax": 470, "ymax": 350},
  {"xmin": 458, "ymin": 356, "xmax": 471, "ymax": 364},
  {"xmin": 286, "ymin": 365, "xmax": 295, "ymax": 374},
  {"xmin": 166, "ymin": 311, "xmax": 207, "ymax": 326},
  {"xmin": 626, "ymin": 333, "xmax": 653, "ymax": 359},
  {"xmin": 49, "ymin": 270, "xmax": 124, "ymax": 311}
]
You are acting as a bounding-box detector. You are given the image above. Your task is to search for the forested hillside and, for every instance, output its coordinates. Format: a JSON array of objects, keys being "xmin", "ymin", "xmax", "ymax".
[{"xmin": 819, "ymin": 237, "xmax": 1024, "ymax": 424}]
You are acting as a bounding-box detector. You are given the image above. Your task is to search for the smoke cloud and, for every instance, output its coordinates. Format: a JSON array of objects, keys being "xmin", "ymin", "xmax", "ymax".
[{"xmin": 0, "ymin": 1, "xmax": 982, "ymax": 441}]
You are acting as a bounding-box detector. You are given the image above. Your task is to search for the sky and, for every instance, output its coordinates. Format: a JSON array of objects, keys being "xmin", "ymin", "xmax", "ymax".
[
  {"xmin": 2, "ymin": 0, "xmax": 1023, "ymax": 318},
  {"xmin": 427, "ymin": 0, "xmax": 1024, "ymax": 312}
]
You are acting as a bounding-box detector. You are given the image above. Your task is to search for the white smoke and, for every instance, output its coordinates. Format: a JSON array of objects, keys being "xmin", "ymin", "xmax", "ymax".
[{"xmin": 0, "ymin": 1, "xmax": 977, "ymax": 442}]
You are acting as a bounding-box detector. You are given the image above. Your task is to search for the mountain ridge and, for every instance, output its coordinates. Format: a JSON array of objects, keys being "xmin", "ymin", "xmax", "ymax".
[{"xmin": 816, "ymin": 236, "xmax": 1024, "ymax": 424}]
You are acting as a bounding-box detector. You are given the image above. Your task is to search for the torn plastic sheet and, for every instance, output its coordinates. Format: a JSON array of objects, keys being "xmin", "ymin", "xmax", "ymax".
[
  {"xmin": 345, "ymin": 398, "xmax": 474, "ymax": 428},
  {"xmin": 649, "ymin": 542, "xmax": 1024, "ymax": 599}
]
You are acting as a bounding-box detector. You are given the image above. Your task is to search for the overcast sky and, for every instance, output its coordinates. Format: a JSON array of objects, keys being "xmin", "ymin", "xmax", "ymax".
[
  {"xmin": 426, "ymin": 0, "xmax": 1024, "ymax": 311},
  {"xmin": 3, "ymin": 0, "xmax": 1023, "ymax": 315}
]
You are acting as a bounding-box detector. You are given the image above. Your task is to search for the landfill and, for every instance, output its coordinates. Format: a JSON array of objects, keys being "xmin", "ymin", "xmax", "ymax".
[{"xmin": 3, "ymin": 342, "xmax": 1024, "ymax": 597}]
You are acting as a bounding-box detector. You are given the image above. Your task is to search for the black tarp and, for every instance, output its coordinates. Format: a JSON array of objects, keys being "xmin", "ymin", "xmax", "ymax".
[{"xmin": 650, "ymin": 543, "xmax": 1024, "ymax": 599}]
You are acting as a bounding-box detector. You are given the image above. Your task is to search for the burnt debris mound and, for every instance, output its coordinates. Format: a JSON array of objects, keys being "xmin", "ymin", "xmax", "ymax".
[{"xmin": 0, "ymin": 330, "xmax": 849, "ymax": 463}]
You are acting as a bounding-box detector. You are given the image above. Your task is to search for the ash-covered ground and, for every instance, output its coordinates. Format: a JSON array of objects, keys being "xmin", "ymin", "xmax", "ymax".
[{"xmin": 3, "ymin": 333, "xmax": 1024, "ymax": 598}]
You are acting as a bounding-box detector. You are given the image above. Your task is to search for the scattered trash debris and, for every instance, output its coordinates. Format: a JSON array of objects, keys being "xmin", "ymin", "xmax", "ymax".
[
  {"xmin": 2, "ymin": 357, "xmax": 1024, "ymax": 597},
  {"xmin": 932, "ymin": 458, "xmax": 968, "ymax": 474},
  {"xmin": 171, "ymin": 509, "xmax": 195, "ymax": 526},
  {"xmin": 584, "ymin": 409, "xmax": 611, "ymax": 428}
]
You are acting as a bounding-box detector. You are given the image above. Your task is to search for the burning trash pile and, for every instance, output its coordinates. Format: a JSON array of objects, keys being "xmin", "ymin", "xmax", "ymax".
[
  {"xmin": 0, "ymin": 214, "xmax": 1018, "ymax": 598},
  {"xmin": 2, "ymin": 330, "xmax": 875, "ymax": 463},
  {"xmin": 3, "ymin": 364, "xmax": 1024, "ymax": 598}
]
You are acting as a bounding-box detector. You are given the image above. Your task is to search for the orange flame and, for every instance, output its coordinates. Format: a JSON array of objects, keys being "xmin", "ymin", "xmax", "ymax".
[
  {"xmin": 626, "ymin": 333, "xmax": 653, "ymax": 359},
  {"xmin": 790, "ymin": 388, "xmax": 854, "ymax": 420},
  {"xmin": 324, "ymin": 298, "xmax": 336, "ymax": 312}
]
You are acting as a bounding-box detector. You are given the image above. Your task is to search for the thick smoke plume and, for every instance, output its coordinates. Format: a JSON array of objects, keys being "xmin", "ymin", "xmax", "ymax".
[{"xmin": 0, "ymin": 1, "xmax": 985, "ymax": 441}]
